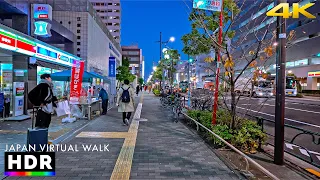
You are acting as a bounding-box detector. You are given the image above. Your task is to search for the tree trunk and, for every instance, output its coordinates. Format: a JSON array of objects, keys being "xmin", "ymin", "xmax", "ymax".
[{"xmin": 230, "ymin": 82, "xmax": 236, "ymax": 129}]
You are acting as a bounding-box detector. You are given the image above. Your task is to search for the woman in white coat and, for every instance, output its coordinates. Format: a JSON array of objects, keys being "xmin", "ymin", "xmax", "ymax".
[{"xmin": 116, "ymin": 79, "xmax": 135, "ymax": 126}]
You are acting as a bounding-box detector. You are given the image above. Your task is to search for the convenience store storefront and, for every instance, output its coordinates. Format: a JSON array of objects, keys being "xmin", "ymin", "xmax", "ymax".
[{"xmin": 0, "ymin": 24, "xmax": 80, "ymax": 119}]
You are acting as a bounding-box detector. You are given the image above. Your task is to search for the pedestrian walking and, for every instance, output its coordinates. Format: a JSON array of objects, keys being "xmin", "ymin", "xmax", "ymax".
[
  {"xmin": 98, "ymin": 87, "xmax": 109, "ymax": 115},
  {"xmin": 148, "ymin": 85, "xmax": 152, "ymax": 94},
  {"xmin": 144, "ymin": 85, "xmax": 148, "ymax": 91},
  {"xmin": 140, "ymin": 86, "xmax": 143, "ymax": 92},
  {"xmin": 136, "ymin": 85, "xmax": 140, "ymax": 96},
  {"xmin": 28, "ymin": 74, "xmax": 57, "ymax": 128},
  {"xmin": 116, "ymin": 79, "xmax": 135, "ymax": 126}
]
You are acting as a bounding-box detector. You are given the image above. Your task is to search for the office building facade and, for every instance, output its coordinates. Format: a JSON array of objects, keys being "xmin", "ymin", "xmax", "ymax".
[
  {"xmin": 231, "ymin": 0, "xmax": 320, "ymax": 90},
  {"xmin": 90, "ymin": 0, "xmax": 121, "ymax": 43},
  {"xmin": 122, "ymin": 45, "xmax": 143, "ymax": 79}
]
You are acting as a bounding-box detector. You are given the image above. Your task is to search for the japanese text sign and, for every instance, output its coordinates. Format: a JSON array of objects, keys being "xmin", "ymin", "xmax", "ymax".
[{"xmin": 70, "ymin": 60, "xmax": 84, "ymax": 104}]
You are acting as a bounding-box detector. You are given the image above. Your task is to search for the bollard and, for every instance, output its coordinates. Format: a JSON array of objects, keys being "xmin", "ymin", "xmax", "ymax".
[{"xmin": 88, "ymin": 106, "xmax": 91, "ymax": 120}]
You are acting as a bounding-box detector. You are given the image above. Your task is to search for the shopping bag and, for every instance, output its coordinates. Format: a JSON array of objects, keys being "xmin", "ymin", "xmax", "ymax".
[
  {"xmin": 56, "ymin": 101, "xmax": 70, "ymax": 117},
  {"xmin": 71, "ymin": 104, "xmax": 83, "ymax": 118}
]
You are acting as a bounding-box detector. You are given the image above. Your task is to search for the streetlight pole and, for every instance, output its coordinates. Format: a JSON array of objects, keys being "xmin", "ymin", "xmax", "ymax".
[
  {"xmin": 160, "ymin": 32, "xmax": 164, "ymax": 90},
  {"xmin": 274, "ymin": 0, "xmax": 286, "ymax": 165}
]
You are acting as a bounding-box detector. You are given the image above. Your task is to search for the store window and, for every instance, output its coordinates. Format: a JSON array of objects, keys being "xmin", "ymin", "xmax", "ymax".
[
  {"xmin": 0, "ymin": 63, "xmax": 13, "ymax": 115},
  {"xmin": 37, "ymin": 67, "xmax": 51, "ymax": 85},
  {"xmin": 294, "ymin": 59, "xmax": 308, "ymax": 66},
  {"xmin": 311, "ymin": 57, "xmax": 320, "ymax": 65},
  {"xmin": 286, "ymin": 62, "xmax": 294, "ymax": 68}
]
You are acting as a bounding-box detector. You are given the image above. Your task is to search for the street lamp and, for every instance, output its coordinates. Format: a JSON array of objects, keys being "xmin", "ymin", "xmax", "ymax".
[
  {"xmin": 169, "ymin": 36, "xmax": 175, "ymax": 42},
  {"xmin": 155, "ymin": 33, "xmax": 175, "ymax": 90}
]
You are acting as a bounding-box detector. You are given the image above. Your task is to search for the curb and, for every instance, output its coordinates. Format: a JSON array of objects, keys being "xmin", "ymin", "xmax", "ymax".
[{"xmin": 263, "ymin": 145, "xmax": 319, "ymax": 179}]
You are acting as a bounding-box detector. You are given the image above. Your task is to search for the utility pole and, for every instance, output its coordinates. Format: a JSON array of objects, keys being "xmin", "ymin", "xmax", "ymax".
[
  {"xmin": 212, "ymin": 0, "xmax": 224, "ymax": 125},
  {"xmin": 274, "ymin": 0, "xmax": 286, "ymax": 165}
]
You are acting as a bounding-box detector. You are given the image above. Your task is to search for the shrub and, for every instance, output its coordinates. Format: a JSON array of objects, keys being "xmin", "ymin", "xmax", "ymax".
[
  {"xmin": 153, "ymin": 89, "xmax": 161, "ymax": 96},
  {"xmin": 186, "ymin": 109, "xmax": 267, "ymax": 153},
  {"xmin": 296, "ymin": 93, "xmax": 303, "ymax": 98},
  {"xmin": 232, "ymin": 120, "xmax": 267, "ymax": 153}
]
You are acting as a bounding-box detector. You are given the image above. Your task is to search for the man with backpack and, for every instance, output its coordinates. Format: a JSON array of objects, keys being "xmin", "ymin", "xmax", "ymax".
[
  {"xmin": 28, "ymin": 74, "xmax": 57, "ymax": 128},
  {"xmin": 116, "ymin": 79, "xmax": 135, "ymax": 126},
  {"xmin": 98, "ymin": 86, "xmax": 109, "ymax": 115}
]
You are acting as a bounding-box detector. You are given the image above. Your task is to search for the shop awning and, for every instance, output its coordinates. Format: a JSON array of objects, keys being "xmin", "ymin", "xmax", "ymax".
[
  {"xmin": 88, "ymin": 72, "xmax": 111, "ymax": 84},
  {"xmin": 51, "ymin": 70, "xmax": 100, "ymax": 82}
]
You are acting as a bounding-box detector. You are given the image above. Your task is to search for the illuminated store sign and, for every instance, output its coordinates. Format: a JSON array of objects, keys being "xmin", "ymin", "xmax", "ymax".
[
  {"xmin": 308, "ymin": 71, "xmax": 320, "ymax": 77},
  {"xmin": 33, "ymin": 4, "xmax": 52, "ymax": 20},
  {"xmin": 0, "ymin": 26, "xmax": 80, "ymax": 67},
  {"xmin": 34, "ymin": 21, "xmax": 52, "ymax": 37},
  {"xmin": 32, "ymin": 4, "xmax": 52, "ymax": 37}
]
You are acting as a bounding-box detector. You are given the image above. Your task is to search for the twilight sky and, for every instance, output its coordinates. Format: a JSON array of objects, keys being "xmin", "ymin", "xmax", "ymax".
[{"xmin": 121, "ymin": 0, "xmax": 193, "ymax": 81}]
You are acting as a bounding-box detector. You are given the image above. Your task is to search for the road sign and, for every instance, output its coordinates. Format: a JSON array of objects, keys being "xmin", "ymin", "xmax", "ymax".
[{"xmin": 193, "ymin": 0, "xmax": 222, "ymax": 12}]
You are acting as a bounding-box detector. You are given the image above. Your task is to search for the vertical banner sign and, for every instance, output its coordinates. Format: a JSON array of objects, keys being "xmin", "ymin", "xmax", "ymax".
[
  {"xmin": 0, "ymin": 93, "xmax": 4, "ymax": 112},
  {"xmin": 13, "ymin": 82, "xmax": 25, "ymax": 117},
  {"xmin": 109, "ymin": 57, "xmax": 116, "ymax": 77},
  {"xmin": 70, "ymin": 60, "xmax": 84, "ymax": 104},
  {"xmin": 193, "ymin": 0, "xmax": 222, "ymax": 12}
]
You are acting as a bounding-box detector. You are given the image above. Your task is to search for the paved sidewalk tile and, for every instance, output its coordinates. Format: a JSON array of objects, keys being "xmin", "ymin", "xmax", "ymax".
[{"xmin": 130, "ymin": 94, "xmax": 240, "ymax": 180}]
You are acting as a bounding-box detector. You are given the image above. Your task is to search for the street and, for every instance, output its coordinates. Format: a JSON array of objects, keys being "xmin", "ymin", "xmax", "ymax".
[{"xmin": 232, "ymin": 96, "xmax": 320, "ymax": 167}]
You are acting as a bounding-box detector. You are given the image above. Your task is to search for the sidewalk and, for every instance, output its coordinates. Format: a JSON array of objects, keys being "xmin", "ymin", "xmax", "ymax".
[{"xmin": 3, "ymin": 92, "xmax": 240, "ymax": 180}]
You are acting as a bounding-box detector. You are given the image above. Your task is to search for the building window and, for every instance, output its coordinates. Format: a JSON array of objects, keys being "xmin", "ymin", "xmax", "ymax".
[
  {"xmin": 114, "ymin": 3, "xmax": 120, "ymax": 6},
  {"xmin": 77, "ymin": 29, "xmax": 80, "ymax": 33},
  {"xmin": 77, "ymin": 17, "xmax": 81, "ymax": 21},
  {"xmin": 109, "ymin": 30, "xmax": 112, "ymax": 32},
  {"xmin": 60, "ymin": 21, "xmax": 62, "ymax": 24},
  {"xmin": 108, "ymin": 3, "xmax": 112, "ymax": 5},
  {"xmin": 107, "ymin": 23, "xmax": 112, "ymax": 26},
  {"xmin": 68, "ymin": 21, "xmax": 71, "ymax": 24},
  {"xmin": 77, "ymin": 36, "xmax": 81, "ymax": 39},
  {"xmin": 77, "ymin": 48, "xmax": 80, "ymax": 51},
  {"xmin": 77, "ymin": 24, "xmax": 81, "ymax": 27},
  {"xmin": 108, "ymin": 9, "xmax": 112, "ymax": 12},
  {"xmin": 109, "ymin": 16, "xmax": 113, "ymax": 19},
  {"xmin": 96, "ymin": 3, "xmax": 100, "ymax": 6},
  {"xmin": 77, "ymin": 54, "xmax": 81, "ymax": 57},
  {"xmin": 77, "ymin": 42, "xmax": 81, "ymax": 45}
]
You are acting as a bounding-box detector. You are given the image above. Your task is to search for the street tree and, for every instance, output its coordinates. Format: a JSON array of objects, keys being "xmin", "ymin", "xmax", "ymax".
[
  {"xmin": 182, "ymin": 0, "xmax": 296, "ymax": 129},
  {"xmin": 138, "ymin": 77, "xmax": 144, "ymax": 85},
  {"xmin": 116, "ymin": 57, "xmax": 136, "ymax": 86}
]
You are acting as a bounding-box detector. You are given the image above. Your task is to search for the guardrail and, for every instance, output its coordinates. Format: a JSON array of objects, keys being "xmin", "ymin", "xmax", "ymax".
[
  {"xmin": 181, "ymin": 112, "xmax": 280, "ymax": 180},
  {"xmin": 251, "ymin": 114, "xmax": 320, "ymax": 168},
  {"xmin": 178, "ymin": 92, "xmax": 320, "ymax": 169}
]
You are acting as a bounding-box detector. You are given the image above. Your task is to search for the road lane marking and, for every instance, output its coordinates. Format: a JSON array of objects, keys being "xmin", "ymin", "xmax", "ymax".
[
  {"xmin": 236, "ymin": 106, "xmax": 320, "ymax": 128},
  {"xmin": 262, "ymin": 103, "xmax": 320, "ymax": 115}
]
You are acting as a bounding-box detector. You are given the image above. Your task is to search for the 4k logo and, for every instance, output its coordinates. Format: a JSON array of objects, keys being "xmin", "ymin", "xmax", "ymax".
[{"xmin": 266, "ymin": 3, "xmax": 316, "ymax": 19}]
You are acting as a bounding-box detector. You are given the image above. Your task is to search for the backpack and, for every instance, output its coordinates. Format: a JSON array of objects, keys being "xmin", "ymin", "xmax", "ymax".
[{"xmin": 121, "ymin": 87, "xmax": 130, "ymax": 103}]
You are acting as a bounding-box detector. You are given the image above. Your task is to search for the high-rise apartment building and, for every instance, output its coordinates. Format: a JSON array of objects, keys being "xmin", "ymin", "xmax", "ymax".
[{"xmin": 90, "ymin": 0, "xmax": 121, "ymax": 43}]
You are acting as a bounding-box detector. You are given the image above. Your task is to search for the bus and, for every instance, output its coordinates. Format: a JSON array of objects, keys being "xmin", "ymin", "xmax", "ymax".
[
  {"xmin": 269, "ymin": 75, "xmax": 298, "ymax": 97},
  {"xmin": 178, "ymin": 81, "xmax": 188, "ymax": 93}
]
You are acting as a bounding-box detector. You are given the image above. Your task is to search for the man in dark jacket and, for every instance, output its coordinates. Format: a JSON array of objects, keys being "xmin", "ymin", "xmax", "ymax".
[
  {"xmin": 28, "ymin": 74, "xmax": 57, "ymax": 128},
  {"xmin": 98, "ymin": 87, "xmax": 109, "ymax": 115}
]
